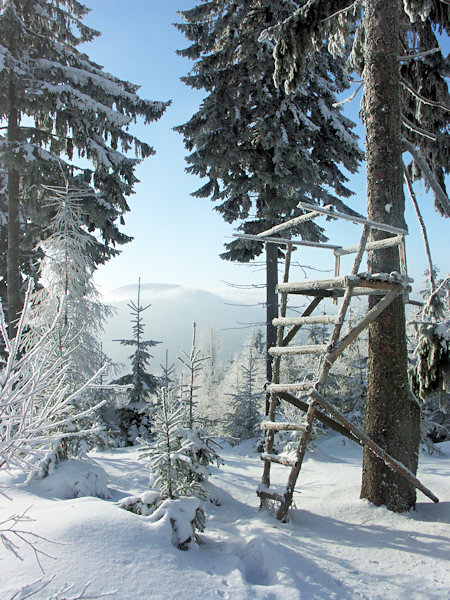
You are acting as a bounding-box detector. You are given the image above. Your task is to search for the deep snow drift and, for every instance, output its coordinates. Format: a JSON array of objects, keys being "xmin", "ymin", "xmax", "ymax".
[{"xmin": 1, "ymin": 438, "xmax": 448, "ymax": 600}]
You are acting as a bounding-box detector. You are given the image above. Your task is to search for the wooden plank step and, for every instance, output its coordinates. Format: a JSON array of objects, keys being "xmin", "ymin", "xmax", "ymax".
[
  {"xmin": 277, "ymin": 276, "xmax": 403, "ymax": 295},
  {"xmin": 273, "ymin": 315, "xmax": 338, "ymax": 326},
  {"xmin": 260, "ymin": 453, "xmax": 298, "ymax": 468},
  {"xmin": 266, "ymin": 382, "xmax": 313, "ymax": 393},
  {"xmin": 257, "ymin": 488, "xmax": 285, "ymax": 503},
  {"xmin": 261, "ymin": 421, "xmax": 307, "ymax": 432},
  {"xmin": 268, "ymin": 345, "xmax": 327, "ymax": 356},
  {"xmin": 277, "ymin": 277, "xmax": 347, "ymax": 293}
]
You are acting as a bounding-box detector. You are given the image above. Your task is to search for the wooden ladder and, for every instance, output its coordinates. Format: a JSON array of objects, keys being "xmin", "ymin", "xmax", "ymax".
[{"xmin": 244, "ymin": 206, "xmax": 439, "ymax": 521}]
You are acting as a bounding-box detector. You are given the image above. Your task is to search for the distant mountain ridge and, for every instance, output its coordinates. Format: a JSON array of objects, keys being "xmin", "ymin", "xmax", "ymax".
[{"xmin": 101, "ymin": 283, "xmax": 265, "ymax": 378}]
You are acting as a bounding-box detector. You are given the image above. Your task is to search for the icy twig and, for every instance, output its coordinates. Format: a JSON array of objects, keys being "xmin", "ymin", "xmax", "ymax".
[
  {"xmin": 0, "ymin": 509, "xmax": 60, "ymax": 573},
  {"xmin": 399, "ymin": 47, "xmax": 443, "ymax": 60},
  {"xmin": 333, "ymin": 81, "xmax": 364, "ymax": 107}
]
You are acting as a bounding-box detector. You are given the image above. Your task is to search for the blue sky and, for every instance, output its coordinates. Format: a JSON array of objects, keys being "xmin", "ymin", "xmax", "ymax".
[{"xmin": 83, "ymin": 1, "xmax": 448, "ymax": 302}]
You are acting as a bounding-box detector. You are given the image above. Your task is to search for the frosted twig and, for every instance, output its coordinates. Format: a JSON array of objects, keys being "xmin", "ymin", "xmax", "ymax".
[
  {"xmin": 399, "ymin": 47, "xmax": 443, "ymax": 61},
  {"xmin": 0, "ymin": 509, "xmax": 60, "ymax": 573},
  {"xmin": 321, "ymin": 1, "xmax": 359, "ymax": 22},
  {"xmin": 400, "ymin": 78, "xmax": 450, "ymax": 112},
  {"xmin": 402, "ymin": 137, "xmax": 450, "ymax": 217},
  {"xmin": 220, "ymin": 280, "xmax": 266, "ymax": 289},
  {"xmin": 333, "ymin": 82, "xmax": 364, "ymax": 107},
  {"xmin": 9, "ymin": 576, "xmax": 56, "ymax": 600},
  {"xmin": 9, "ymin": 578, "xmax": 116, "ymax": 600},
  {"xmin": 402, "ymin": 116, "xmax": 438, "ymax": 141},
  {"xmin": 403, "ymin": 165, "xmax": 435, "ymax": 294},
  {"xmin": 423, "ymin": 276, "xmax": 450, "ymax": 317}
]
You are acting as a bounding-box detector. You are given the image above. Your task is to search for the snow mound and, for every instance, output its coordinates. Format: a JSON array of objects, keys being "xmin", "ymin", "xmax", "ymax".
[
  {"xmin": 119, "ymin": 492, "xmax": 205, "ymax": 550},
  {"xmin": 28, "ymin": 457, "xmax": 111, "ymax": 499},
  {"xmin": 119, "ymin": 490, "xmax": 160, "ymax": 515},
  {"xmin": 147, "ymin": 496, "xmax": 205, "ymax": 550}
]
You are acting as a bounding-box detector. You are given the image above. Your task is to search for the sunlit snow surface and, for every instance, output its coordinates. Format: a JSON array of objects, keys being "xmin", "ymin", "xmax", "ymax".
[{"xmin": 1, "ymin": 438, "xmax": 449, "ymax": 600}]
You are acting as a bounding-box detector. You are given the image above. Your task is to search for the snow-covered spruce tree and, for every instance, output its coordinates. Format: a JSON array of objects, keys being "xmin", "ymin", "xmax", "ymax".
[
  {"xmin": 409, "ymin": 274, "xmax": 449, "ymax": 445},
  {"xmin": 175, "ymin": 0, "xmax": 363, "ymax": 393},
  {"xmin": 0, "ymin": 0, "xmax": 169, "ymax": 335},
  {"xmin": 112, "ymin": 279, "xmax": 161, "ymax": 444},
  {"xmin": 222, "ymin": 329, "xmax": 266, "ymax": 444},
  {"xmin": 24, "ymin": 184, "xmax": 114, "ymax": 378},
  {"xmin": 267, "ymin": 0, "xmax": 448, "ymax": 511},
  {"xmin": 21, "ymin": 182, "xmax": 116, "ymax": 458}
]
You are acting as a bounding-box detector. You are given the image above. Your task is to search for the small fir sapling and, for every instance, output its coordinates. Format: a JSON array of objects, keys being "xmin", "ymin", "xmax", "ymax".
[
  {"xmin": 178, "ymin": 322, "xmax": 207, "ymax": 428},
  {"xmin": 223, "ymin": 330, "xmax": 266, "ymax": 444},
  {"xmin": 123, "ymin": 389, "xmax": 207, "ymax": 549},
  {"xmin": 112, "ymin": 278, "xmax": 161, "ymax": 444},
  {"xmin": 122, "ymin": 343, "xmax": 222, "ymax": 548},
  {"xmin": 177, "ymin": 323, "xmax": 223, "ymax": 476}
]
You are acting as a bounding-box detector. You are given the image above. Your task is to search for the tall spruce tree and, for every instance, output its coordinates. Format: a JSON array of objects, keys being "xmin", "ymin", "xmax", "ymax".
[
  {"xmin": 266, "ymin": 0, "xmax": 448, "ymax": 510},
  {"xmin": 0, "ymin": 0, "xmax": 169, "ymax": 334},
  {"xmin": 175, "ymin": 0, "xmax": 362, "ymax": 399},
  {"xmin": 24, "ymin": 183, "xmax": 114, "ymax": 386}
]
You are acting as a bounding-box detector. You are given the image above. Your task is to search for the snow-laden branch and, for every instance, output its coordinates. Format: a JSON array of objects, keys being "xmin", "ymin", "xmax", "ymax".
[
  {"xmin": 0, "ymin": 282, "xmax": 111, "ymax": 472},
  {"xmin": 402, "ymin": 137, "xmax": 450, "ymax": 218},
  {"xmin": 399, "ymin": 47, "xmax": 443, "ymax": 61},
  {"xmin": 400, "ymin": 78, "xmax": 450, "ymax": 112}
]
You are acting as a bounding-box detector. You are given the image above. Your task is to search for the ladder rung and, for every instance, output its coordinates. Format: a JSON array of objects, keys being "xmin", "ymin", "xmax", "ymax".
[
  {"xmin": 277, "ymin": 276, "xmax": 405, "ymax": 295},
  {"xmin": 266, "ymin": 382, "xmax": 313, "ymax": 394},
  {"xmin": 273, "ymin": 315, "xmax": 338, "ymax": 326},
  {"xmin": 269, "ymin": 345, "xmax": 327, "ymax": 356},
  {"xmin": 277, "ymin": 277, "xmax": 347, "ymax": 293},
  {"xmin": 257, "ymin": 489, "xmax": 285, "ymax": 503},
  {"xmin": 261, "ymin": 421, "xmax": 307, "ymax": 432},
  {"xmin": 261, "ymin": 453, "xmax": 298, "ymax": 468}
]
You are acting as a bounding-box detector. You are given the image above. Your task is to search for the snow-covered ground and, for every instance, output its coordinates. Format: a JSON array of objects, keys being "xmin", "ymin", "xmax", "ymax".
[{"xmin": 1, "ymin": 438, "xmax": 449, "ymax": 600}]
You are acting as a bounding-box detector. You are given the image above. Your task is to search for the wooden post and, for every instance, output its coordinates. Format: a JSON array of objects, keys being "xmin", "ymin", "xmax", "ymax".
[{"xmin": 261, "ymin": 245, "xmax": 292, "ymax": 491}]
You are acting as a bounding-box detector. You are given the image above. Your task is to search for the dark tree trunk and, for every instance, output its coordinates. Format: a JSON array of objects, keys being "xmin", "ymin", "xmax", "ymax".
[
  {"xmin": 7, "ymin": 78, "xmax": 21, "ymax": 339},
  {"xmin": 265, "ymin": 242, "xmax": 278, "ymax": 414},
  {"xmin": 361, "ymin": 0, "xmax": 420, "ymax": 511}
]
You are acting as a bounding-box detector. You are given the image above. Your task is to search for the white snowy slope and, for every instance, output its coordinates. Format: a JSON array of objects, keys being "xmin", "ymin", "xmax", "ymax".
[{"xmin": 1, "ymin": 438, "xmax": 449, "ymax": 600}]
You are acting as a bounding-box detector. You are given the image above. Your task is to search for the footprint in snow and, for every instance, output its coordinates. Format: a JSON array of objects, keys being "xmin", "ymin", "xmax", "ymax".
[{"xmin": 238, "ymin": 537, "xmax": 275, "ymax": 586}]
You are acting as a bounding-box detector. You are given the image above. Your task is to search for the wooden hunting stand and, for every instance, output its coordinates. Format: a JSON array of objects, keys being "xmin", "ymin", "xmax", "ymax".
[{"xmin": 234, "ymin": 201, "xmax": 439, "ymax": 522}]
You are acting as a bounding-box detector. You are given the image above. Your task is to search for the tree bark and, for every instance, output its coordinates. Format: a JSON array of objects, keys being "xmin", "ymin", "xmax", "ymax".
[
  {"xmin": 361, "ymin": 0, "xmax": 420, "ymax": 511},
  {"xmin": 265, "ymin": 242, "xmax": 278, "ymax": 414},
  {"xmin": 7, "ymin": 77, "xmax": 21, "ymax": 339}
]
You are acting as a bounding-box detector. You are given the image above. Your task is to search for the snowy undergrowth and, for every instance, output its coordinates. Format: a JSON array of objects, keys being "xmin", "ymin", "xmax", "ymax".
[
  {"xmin": 27, "ymin": 457, "xmax": 111, "ymax": 500},
  {"xmin": 1, "ymin": 439, "xmax": 449, "ymax": 600}
]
